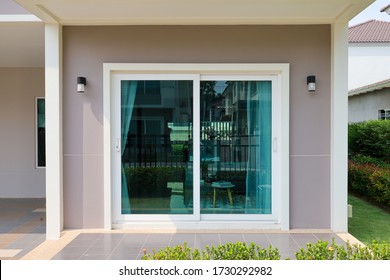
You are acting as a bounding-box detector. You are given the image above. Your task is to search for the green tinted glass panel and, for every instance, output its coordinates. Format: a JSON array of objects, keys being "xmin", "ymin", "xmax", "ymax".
[
  {"xmin": 200, "ymin": 81, "xmax": 272, "ymax": 214},
  {"xmin": 37, "ymin": 98, "xmax": 45, "ymax": 167},
  {"xmin": 121, "ymin": 80, "xmax": 193, "ymax": 214}
]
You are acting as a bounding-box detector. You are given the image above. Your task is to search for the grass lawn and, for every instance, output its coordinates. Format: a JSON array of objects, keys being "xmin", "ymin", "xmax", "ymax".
[{"xmin": 348, "ymin": 193, "xmax": 390, "ymax": 244}]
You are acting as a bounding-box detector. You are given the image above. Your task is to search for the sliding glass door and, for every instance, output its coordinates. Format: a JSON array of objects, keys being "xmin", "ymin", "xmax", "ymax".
[
  {"xmin": 199, "ymin": 80, "xmax": 272, "ymax": 215},
  {"xmin": 117, "ymin": 76, "xmax": 195, "ymax": 217},
  {"xmin": 113, "ymin": 73, "xmax": 275, "ymax": 222}
]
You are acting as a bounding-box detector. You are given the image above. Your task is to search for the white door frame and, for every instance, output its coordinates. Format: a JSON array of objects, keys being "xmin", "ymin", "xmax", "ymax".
[
  {"xmin": 111, "ymin": 73, "xmax": 200, "ymax": 223},
  {"xmin": 103, "ymin": 63, "xmax": 290, "ymax": 230}
]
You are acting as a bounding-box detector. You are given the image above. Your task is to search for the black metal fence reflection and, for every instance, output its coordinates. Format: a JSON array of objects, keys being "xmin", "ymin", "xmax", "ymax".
[
  {"xmin": 122, "ymin": 134, "xmax": 259, "ymax": 172},
  {"xmin": 122, "ymin": 134, "xmax": 185, "ymax": 168}
]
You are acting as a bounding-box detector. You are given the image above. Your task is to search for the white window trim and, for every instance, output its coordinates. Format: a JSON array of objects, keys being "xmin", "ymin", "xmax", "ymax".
[
  {"xmin": 378, "ymin": 109, "xmax": 390, "ymax": 120},
  {"xmin": 35, "ymin": 97, "xmax": 45, "ymax": 169},
  {"xmin": 103, "ymin": 63, "xmax": 290, "ymax": 230}
]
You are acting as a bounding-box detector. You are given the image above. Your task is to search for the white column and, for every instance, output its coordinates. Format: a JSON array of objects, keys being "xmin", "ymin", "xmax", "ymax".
[
  {"xmin": 331, "ymin": 21, "xmax": 348, "ymax": 232},
  {"xmin": 45, "ymin": 23, "xmax": 63, "ymax": 240}
]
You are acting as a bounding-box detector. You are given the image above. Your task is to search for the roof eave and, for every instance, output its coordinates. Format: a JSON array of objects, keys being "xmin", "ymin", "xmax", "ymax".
[
  {"xmin": 15, "ymin": 0, "xmax": 374, "ymax": 26},
  {"xmin": 349, "ymin": 80, "xmax": 390, "ymax": 96}
]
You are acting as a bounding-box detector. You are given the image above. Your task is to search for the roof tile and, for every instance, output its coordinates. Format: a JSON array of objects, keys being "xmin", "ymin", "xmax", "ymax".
[{"xmin": 349, "ymin": 20, "xmax": 390, "ymax": 43}]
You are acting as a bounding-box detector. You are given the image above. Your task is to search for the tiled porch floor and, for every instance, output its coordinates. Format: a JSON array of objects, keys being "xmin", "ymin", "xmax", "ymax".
[
  {"xmin": 1, "ymin": 198, "xmax": 359, "ymax": 260},
  {"xmin": 51, "ymin": 232, "xmax": 346, "ymax": 260},
  {"xmin": 0, "ymin": 198, "xmax": 46, "ymax": 260}
]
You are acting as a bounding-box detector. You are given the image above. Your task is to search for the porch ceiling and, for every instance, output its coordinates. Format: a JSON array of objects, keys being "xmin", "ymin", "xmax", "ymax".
[{"xmin": 16, "ymin": 0, "xmax": 374, "ymax": 25}]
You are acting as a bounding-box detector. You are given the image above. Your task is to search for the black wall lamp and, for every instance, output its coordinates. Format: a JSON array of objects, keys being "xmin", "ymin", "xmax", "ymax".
[
  {"xmin": 307, "ymin": 75, "xmax": 316, "ymax": 92},
  {"xmin": 77, "ymin": 77, "xmax": 87, "ymax": 93}
]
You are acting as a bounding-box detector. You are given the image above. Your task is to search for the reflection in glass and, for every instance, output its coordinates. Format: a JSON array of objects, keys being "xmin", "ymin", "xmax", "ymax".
[
  {"xmin": 200, "ymin": 81, "xmax": 272, "ymax": 214},
  {"xmin": 37, "ymin": 98, "xmax": 46, "ymax": 167},
  {"xmin": 121, "ymin": 80, "xmax": 193, "ymax": 214}
]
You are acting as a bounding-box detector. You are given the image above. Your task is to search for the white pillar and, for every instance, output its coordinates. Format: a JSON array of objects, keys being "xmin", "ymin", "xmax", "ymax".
[
  {"xmin": 331, "ymin": 21, "xmax": 348, "ymax": 232},
  {"xmin": 45, "ymin": 23, "xmax": 63, "ymax": 240}
]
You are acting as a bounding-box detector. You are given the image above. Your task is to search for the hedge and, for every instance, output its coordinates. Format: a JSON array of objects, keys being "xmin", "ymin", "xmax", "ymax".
[
  {"xmin": 348, "ymin": 120, "xmax": 390, "ymax": 208},
  {"xmin": 141, "ymin": 240, "xmax": 390, "ymax": 260},
  {"xmin": 348, "ymin": 120, "xmax": 390, "ymax": 162},
  {"xmin": 124, "ymin": 167, "xmax": 185, "ymax": 198},
  {"xmin": 348, "ymin": 159, "xmax": 390, "ymax": 207}
]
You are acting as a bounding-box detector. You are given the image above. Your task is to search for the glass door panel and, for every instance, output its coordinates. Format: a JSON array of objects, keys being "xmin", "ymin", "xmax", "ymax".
[
  {"xmin": 199, "ymin": 80, "xmax": 272, "ymax": 214},
  {"xmin": 120, "ymin": 80, "xmax": 193, "ymax": 214}
]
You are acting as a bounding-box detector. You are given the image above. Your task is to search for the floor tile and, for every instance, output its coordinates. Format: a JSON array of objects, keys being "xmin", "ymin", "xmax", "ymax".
[
  {"xmin": 169, "ymin": 233, "xmax": 196, "ymax": 247},
  {"xmin": 243, "ymin": 233, "xmax": 270, "ymax": 243},
  {"xmin": 9, "ymin": 242, "xmax": 42, "ymax": 255},
  {"xmin": 6, "ymin": 234, "xmax": 45, "ymax": 246},
  {"xmin": 0, "ymin": 242, "xmax": 9, "ymax": 249},
  {"xmin": 219, "ymin": 233, "xmax": 245, "ymax": 244},
  {"xmin": 85, "ymin": 246, "xmax": 116, "ymax": 255},
  {"xmin": 92, "ymin": 239, "xmax": 121, "ymax": 248},
  {"xmin": 79, "ymin": 254, "xmax": 108, "ymax": 260},
  {"xmin": 52, "ymin": 254, "xmax": 81, "ymax": 260},
  {"xmin": 111, "ymin": 245, "xmax": 142, "ymax": 255},
  {"xmin": 56, "ymin": 246, "xmax": 89, "ymax": 255},
  {"xmin": 194, "ymin": 234, "xmax": 220, "ymax": 249},
  {"xmin": 277, "ymin": 244, "xmax": 301, "ymax": 254},
  {"xmin": 74, "ymin": 233, "xmax": 103, "ymax": 240},
  {"xmin": 267, "ymin": 233, "xmax": 295, "ymax": 243},
  {"xmin": 66, "ymin": 239, "xmax": 97, "ymax": 247},
  {"xmin": 32, "ymin": 208, "xmax": 46, "ymax": 213},
  {"xmin": 123, "ymin": 233, "xmax": 149, "ymax": 240},
  {"xmin": 0, "ymin": 227, "xmax": 13, "ymax": 234},
  {"xmin": 0, "ymin": 234, "xmax": 23, "ymax": 242},
  {"xmin": 0, "ymin": 249, "xmax": 23, "ymax": 258},
  {"xmin": 267, "ymin": 234, "xmax": 300, "ymax": 253},
  {"xmin": 144, "ymin": 234, "xmax": 172, "ymax": 246},
  {"xmin": 120, "ymin": 238, "xmax": 147, "ymax": 249},
  {"xmin": 314, "ymin": 233, "xmax": 346, "ymax": 245},
  {"xmin": 290, "ymin": 233, "xmax": 318, "ymax": 247},
  {"xmin": 30, "ymin": 226, "xmax": 46, "ymax": 234},
  {"xmin": 109, "ymin": 253, "xmax": 140, "ymax": 260},
  {"xmin": 99, "ymin": 233, "xmax": 125, "ymax": 240}
]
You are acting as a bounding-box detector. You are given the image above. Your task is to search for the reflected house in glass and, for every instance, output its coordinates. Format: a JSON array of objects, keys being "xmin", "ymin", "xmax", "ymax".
[
  {"xmin": 121, "ymin": 80, "xmax": 193, "ymax": 214},
  {"xmin": 197, "ymin": 80, "xmax": 272, "ymax": 214},
  {"xmin": 0, "ymin": 0, "xmax": 374, "ymax": 240}
]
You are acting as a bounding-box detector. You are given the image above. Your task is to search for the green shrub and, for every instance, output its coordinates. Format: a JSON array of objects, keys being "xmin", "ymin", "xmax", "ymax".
[
  {"xmin": 369, "ymin": 169, "xmax": 390, "ymax": 206},
  {"xmin": 350, "ymin": 154, "xmax": 390, "ymax": 168},
  {"xmin": 171, "ymin": 144, "xmax": 184, "ymax": 155},
  {"xmin": 295, "ymin": 239, "xmax": 390, "ymax": 260},
  {"xmin": 202, "ymin": 242, "xmax": 280, "ymax": 260},
  {"xmin": 124, "ymin": 167, "xmax": 185, "ymax": 198},
  {"xmin": 142, "ymin": 243, "xmax": 202, "ymax": 260},
  {"xmin": 369, "ymin": 240, "xmax": 390, "ymax": 260},
  {"xmin": 142, "ymin": 242, "xmax": 280, "ymax": 260},
  {"xmin": 348, "ymin": 160, "xmax": 390, "ymax": 207},
  {"xmin": 348, "ymin": 120, "xmax": 390, "ymax": 162},
  {"xmin": 141, "ymin": 240, "xmax": 390, "ymax": 260},
  {"xmin": 348, "ymin": 160, "xmax": 376, "ymax": 196}
]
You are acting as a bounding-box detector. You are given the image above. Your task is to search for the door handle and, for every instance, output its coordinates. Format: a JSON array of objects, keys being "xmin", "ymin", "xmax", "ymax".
[{"xmin": 115, "ymin": 138, "xmax": 120, "ymax": 152}]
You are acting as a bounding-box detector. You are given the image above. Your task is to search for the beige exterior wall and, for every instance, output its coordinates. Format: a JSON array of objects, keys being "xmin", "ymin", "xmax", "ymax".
[
  {"xmin": 63, "ymin": 25, "xmax": 331, "ymax": 229},
  {"xmin": 0, "ymin": 67, "xmax": 45, "ymax": 198}
]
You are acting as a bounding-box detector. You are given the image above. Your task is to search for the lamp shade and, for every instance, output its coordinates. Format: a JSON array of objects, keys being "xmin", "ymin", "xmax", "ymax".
[
  {"xmin": 77, "ymin": 77, "xmax": 87, "ymax": 93},
  {"xmin": 307, "ymin": 75, "xmax": 316, "ymax": 91}
]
